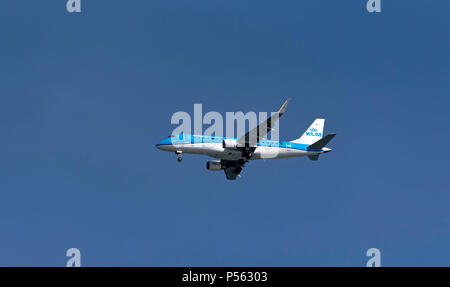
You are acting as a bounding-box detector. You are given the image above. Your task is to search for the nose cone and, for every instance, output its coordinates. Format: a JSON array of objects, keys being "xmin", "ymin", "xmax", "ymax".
[{"xmin": 156, "ymin": 137, "xmax": 172, "ymax": 151}]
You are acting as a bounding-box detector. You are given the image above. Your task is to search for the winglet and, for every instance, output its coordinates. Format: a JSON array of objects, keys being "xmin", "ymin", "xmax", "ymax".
[{"xmin": 278, "ymin": 98, "xmax": 290, "ymax": 116}]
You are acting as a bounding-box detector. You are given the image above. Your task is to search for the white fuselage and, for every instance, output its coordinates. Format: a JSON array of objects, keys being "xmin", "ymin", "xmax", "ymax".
[
  {"xmin": 159, "ymin": 142, "xmax": 318, "ymax": 160},
  {"xmin": 156, "ymin": 135, "xmax": 327, "ymax": 161}
]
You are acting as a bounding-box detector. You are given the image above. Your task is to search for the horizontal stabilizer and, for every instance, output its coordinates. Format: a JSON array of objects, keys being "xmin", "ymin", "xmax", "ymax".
[
  {"xmin": 308, "ymin": 155, "xmax": 320, "ymax": 161},
  {"xmin": 307, "ymin": 133, "xmax": 336, "ymax": 150}
]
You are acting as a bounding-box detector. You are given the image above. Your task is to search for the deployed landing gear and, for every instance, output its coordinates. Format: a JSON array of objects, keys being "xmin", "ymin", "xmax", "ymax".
[
  {"xmin": 244, "ymin": 152, "xmax": 253, "ymax": 160},
  {"xmin": 175, "ymin": 151, "xmax": 182, "ymax": 162},
  {"xmin": 241, "ymin": 147, "xmax": 255, "ymax": 160},
  {"xmin": 242, "ymin": 150, "xmax": 253, "ymax": 160}
]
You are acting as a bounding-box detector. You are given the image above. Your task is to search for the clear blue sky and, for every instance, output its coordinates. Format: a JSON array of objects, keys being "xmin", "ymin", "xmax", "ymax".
[{"xmin": 0, "ymin": 1, "xmax": 449, "ymax": 266}]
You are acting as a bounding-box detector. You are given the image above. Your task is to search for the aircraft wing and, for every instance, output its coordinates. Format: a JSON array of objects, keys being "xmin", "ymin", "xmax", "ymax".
[
  {"xmin": 236, "ymin": 99, "xmax": 290, "ymax": 147},
  {"xmin": 222, "ymin": 159, "xmax": 246, "ymax": 180}
]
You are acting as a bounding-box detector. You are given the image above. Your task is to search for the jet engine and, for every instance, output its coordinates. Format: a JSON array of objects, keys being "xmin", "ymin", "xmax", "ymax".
[
  {"xmin": 206, "ymin": 160, "xmax": 223, "ymax": 171},
  {"xmin": 222, "ymin": 139, "xmax": 237, "ymax": 149}
]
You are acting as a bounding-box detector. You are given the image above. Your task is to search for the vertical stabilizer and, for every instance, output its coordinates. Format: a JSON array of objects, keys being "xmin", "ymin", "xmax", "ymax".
[{"xmin": 291, "ymin": 119, "xmax": 325, "ymax": 145}]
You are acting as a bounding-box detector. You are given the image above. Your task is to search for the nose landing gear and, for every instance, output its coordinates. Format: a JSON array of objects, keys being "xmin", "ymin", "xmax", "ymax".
[{"xmin": 175, "ymin": 151, "xmax": 182, "ymax": 162}]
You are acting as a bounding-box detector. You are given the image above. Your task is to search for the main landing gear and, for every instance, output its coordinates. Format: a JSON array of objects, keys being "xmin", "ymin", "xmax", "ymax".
[
  {"xmin": 243, "ymin": 152, "xmax": 253, "ymax": 160},
  {"xmin": 175, "ymin": 151, "xmax": 182, "ymax": 162},
  {"xmin": 242, "ymin": 149, "xmax": 253, "ymax": 160}
]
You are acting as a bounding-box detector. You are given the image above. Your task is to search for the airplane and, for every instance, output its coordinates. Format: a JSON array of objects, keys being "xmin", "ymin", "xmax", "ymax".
[{"xmin": 156, "ymin": 99, "xmax": 336, "ymax": 180}]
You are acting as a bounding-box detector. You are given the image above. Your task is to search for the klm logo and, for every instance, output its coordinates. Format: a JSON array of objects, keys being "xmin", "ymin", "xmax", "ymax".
[{"xmin": 306, "ymin": 128, "xmax": 322, "ymax": 137}]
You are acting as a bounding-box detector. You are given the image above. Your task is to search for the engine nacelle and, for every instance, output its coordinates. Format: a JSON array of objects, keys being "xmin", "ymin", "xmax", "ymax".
[
  {"xmin": 222, "ymin": 139, "xmax": 237, "ymax": 149},
  {"xmin": 206, "ymin": 160, "xmax": 223, "ymax": 171}
]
